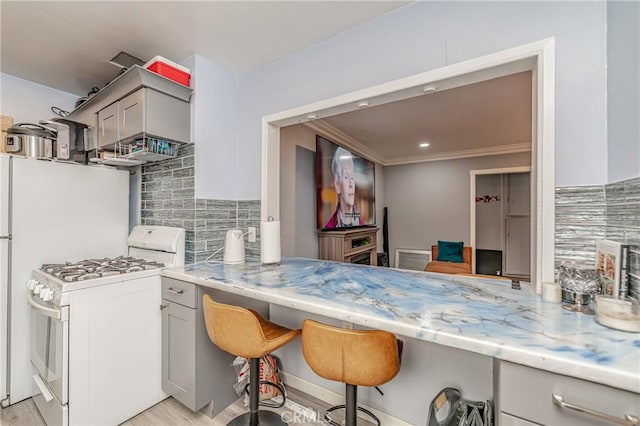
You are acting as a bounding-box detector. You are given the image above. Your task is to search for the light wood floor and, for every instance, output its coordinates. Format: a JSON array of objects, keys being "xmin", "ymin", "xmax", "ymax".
[{"xmin": 0, "ymin": 387, "xmax": 375, "ymax": 426}]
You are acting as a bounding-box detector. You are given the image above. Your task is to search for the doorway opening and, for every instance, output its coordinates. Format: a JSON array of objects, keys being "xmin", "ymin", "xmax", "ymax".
[
  {"xmin": 261, "ymin": 38, "xmax": 555, "ymax": 294},
  {"xmin": 470, "ymin": 166, "xmax": 532, "ymax": 281}
]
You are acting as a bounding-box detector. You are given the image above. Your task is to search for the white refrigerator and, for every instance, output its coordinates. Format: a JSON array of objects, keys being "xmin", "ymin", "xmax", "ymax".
[{"xmin": 0, "ymin": 154, "xmax": 129, "ymax": 406}]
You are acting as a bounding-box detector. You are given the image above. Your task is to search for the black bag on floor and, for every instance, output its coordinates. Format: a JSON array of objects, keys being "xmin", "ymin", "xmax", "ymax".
[{"xmin": 427, "ymin": 387, "xmax": 493, "ymax": 426}]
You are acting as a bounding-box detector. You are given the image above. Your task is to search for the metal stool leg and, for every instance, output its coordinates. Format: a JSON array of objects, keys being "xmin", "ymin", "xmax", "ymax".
[
  {"xmin": 249, "ymin": 357, "xmax": 260, "ymax": 425},
  {"xmin": 227, "ymin": 358, "xmax": 286, "ymax": 426},
  {"xmin": 324, "ymin": 384, "xmax": 381, "ymax": 426},
  {"xmin": 346, "ymin": 384, "xmax": 357, "ymax": 426}
]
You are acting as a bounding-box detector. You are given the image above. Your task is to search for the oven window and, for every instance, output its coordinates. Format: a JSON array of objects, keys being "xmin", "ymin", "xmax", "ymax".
[{"xmin": 31, "ymin": 308, "xmax": 66, "ymax": 404}]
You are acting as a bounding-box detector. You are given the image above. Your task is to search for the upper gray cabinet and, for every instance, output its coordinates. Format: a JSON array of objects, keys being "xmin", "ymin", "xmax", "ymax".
[
  {"xmin": 97, "ymin": 87, "xmax": 190, "ymax": 149},
  {"xmin": 66, "ymin": 66, "xmax": 192, "ymax": 151}
]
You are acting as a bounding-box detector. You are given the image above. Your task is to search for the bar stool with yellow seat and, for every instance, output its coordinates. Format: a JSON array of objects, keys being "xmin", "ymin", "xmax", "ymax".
[
  {"xmin": 301, "ymin": 319, "xmax": 402, "ymax": 426},
  {"xmin": 202, "ymin": 294, "xmax": 301, "ymax": 426}
]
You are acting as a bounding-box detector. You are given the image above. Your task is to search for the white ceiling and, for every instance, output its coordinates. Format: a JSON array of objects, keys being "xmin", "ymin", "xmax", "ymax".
[
  {"xmin": 321, "ymin": 71, "xmax": 532, "ymax": 163},
  {"xmin": 0, "ymin": 1, "xmax": 408, "ymax": 96}
]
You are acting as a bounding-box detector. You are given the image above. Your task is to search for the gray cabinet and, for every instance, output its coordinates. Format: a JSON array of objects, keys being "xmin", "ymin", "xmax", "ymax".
[
  {"xmin": 499, "ymin": 413, "xmax": 538, "ymax": 426},
  {"xmin": 119, "ymin": 89, "xmax": 145, "ymax": 142},
  {"xmin": 496, "ymin": 360, "xmax": 640, "ymax": 426},
  {"xmin": 162, "ymin": 300, "xmax": 196, "ymax": 406},
  {"xmin": 97, "ymin": 102, "xmax": 119, "ymax": 148},
  {"xmin": 161, "ymin": 277, "xmax": 270, "ymax": 416},
  {"xmin": 97, "ymin": 88, "xmax": 190, "ymax": 149}
]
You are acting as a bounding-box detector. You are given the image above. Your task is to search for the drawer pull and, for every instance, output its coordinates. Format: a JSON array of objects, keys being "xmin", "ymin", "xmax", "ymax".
[
  {"xmin": 552, "ymin": 393, "xmax": 639, "ymax": 425},
  {"xmin": 167, "ymin": 287, "xmax": 184, "ymax": 295}
]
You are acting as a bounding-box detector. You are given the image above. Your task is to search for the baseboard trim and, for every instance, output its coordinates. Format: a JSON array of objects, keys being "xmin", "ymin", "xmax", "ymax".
[{"xmin": 280, "ymin": 371, "xmax": 413, "ymax": 426}]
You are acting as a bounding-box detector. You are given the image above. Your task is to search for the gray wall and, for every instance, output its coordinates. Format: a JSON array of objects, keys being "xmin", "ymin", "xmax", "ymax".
[
  {"xmin": 607, "ymin": 1, "xmax": 640, "ymax": 183},
  {"xmin": 384, "ymin": 153, "xmax": 530, "ymax": 267},
  {"xmin": 294, "ymin": 146, "xmax": 317, "ymax": 258},
  {"xmin": 280, "ymin": 125, "xmax": 317, "ymax": 258}
]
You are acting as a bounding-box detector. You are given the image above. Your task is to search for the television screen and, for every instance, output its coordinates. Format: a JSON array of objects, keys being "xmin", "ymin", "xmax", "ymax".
[{"xmin": 316, "ymin": 135, "xmax": 375, "ymax": 230}]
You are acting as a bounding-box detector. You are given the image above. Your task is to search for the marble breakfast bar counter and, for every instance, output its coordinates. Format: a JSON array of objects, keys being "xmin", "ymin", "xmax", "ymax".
[{"xmin": 162, "ymin": 257, "xmax": 640, "ymax": 394}]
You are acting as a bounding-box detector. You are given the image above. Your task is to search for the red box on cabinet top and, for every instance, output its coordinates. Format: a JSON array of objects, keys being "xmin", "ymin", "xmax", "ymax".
[{"xmin": 144, "ymin": 56, "xmax": 190, "ymax": 87}]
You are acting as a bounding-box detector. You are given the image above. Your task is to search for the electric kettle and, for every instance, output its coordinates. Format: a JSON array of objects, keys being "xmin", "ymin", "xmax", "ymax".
[{"xmin": 223, "ymin": 230, "xmax": 245, "ymax": 264}]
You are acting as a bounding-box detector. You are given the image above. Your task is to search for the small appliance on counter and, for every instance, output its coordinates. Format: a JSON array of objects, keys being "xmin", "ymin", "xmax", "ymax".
[
  {"xmin": 223, "ymin": 229, "xmax": 245, "ymax": 264},
  {"xmin": 5, "ymin": 123, "xmax": 56, "ymax": 158},
  {"xmin": 40, "ymin": 118, "xmax": 90, "ymax": 163}
]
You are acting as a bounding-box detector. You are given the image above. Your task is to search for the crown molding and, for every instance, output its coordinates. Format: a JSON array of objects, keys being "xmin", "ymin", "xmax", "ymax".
[
  {"xmin": 299, "ymin": 121, "xmax": 530, "ymax": 167},
  {"xmin": 383, "ymin": 142, "xmax": 531, "ymax": 166},
  {"xmin": 303, "ymin": 120, "xmax": 387, "ymax": 165}
]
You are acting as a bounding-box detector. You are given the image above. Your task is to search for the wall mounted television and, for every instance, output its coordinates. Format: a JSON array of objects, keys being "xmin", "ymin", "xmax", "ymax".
[{"xmin": 316, "ymin": 135, "xmax": 375, "ymax": 230}]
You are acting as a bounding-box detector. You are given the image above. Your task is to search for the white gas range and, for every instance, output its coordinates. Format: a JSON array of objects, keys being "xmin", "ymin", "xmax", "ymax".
[
  {"xmin": 30, "ymin": 256, "xmax": 165, "ymax": 307},
  {"xmin": 27, "ymin": 226, "xmax": 185, "ymax": 426}
]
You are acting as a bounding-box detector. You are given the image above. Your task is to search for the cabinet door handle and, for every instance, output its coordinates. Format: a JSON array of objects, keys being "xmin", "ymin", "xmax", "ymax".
[
  {"xmin": 167, "ymin": 287, "xmax": 184, "ymax": 295},
  {"xmin": 160, "ymin": 304, "xmax": 167, "ymax": 310},
  {"xmin": 552, "ymin": 393, "xmax": 639, "ymax": 425}
]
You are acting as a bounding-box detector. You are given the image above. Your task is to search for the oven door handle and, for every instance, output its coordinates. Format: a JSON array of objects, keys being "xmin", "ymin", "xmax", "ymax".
[
  {"xmin": 32, "ymin": 374, "xmax": 54, "ymax": 402},
  {"xmin": 27, "ymin": 291, "xmax": 61, "ymax": 320}
]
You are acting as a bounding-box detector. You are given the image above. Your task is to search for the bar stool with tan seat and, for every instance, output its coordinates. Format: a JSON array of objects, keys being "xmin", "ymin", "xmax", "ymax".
[
  {"xmin": 301, "ymin": 319, "xmax": 402, "ymax": 426},
  {"xmin": 203, "ymin": 294, "xmax": 301, "ymax": 426}
]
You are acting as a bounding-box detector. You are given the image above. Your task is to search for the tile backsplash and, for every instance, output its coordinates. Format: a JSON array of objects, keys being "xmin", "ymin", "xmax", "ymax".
[
  {"xmin": 140, "ymin": 144, "xmax": 260, "ymax": 264},
  {"xmin": 555, "ymin": 177, "xmax": 640, "ymax": 299},
  {"xmin": 139, "ymin": 144, "xmax": 638, "ymax": 299}
]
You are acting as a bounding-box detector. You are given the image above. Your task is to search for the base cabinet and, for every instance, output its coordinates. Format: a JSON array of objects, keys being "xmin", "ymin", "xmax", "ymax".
[
  {"xmin": 161, "ymin": 277, "xmax": 270, "ymax": 416},
  {"xmin": 499, "ymin": 413, "xmax": 539, "ymax": 426},
  {"xmin": 496, "ymin": 360, "xmax": 640, "ymax": 426},
  {"xmin": 162, "ymin": 300, "xmax": 198, "ymax": 407}
]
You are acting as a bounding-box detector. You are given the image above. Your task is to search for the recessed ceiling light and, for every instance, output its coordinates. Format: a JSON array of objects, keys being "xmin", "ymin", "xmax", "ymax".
[
  {"xmin": 419, "ymin": 143, "xmax": 430, "ymax": 148},
  {"xmin": 357, "ymin": 101, "xmax": 369, "ymax": 108},
  {"xmin": 306, "ymin": 114, "xmax": 317, "ymax": 120},
  {"xmin": 423, "ymin": 86, "xmax": 437, "ymax": 94}
]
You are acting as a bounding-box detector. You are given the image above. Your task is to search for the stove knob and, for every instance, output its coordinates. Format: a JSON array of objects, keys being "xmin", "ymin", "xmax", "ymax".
[
  {"xmin": 33, "ymin": 284, "xmax": 44, "ymax": 295},
  {"xmin": 40, "ymin": 289, "xmax": 54, "ymax": 302},
  {"xmin": 26, "ymin": 279, "xmax": 39, "ymax": 290}
]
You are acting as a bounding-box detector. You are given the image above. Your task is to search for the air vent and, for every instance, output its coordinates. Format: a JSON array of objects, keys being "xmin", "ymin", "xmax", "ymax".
[
  {"xmin": 395, "ymin": 249, "xmax": 432, "ymax": 271},
  {"xmin": 109, "ymin": 51, "xmax": 145, "ymax": 70}
]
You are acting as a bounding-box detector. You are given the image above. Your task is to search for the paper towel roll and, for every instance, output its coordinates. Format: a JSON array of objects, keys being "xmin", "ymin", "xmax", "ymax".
[
  {"xmin": 542, "ymin": 282, "xmax": 562, "ymax": 302},
  {"xmin": 261, "ymin": 220, "xmax": 281, "ymax": 265}
]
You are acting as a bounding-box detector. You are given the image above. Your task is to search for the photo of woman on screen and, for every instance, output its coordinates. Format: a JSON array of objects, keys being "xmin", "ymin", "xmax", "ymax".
[
  {"xmin": 325, "ymin": 147, "xmax": 364, "ymax": 228},
  {"xmin": 316, "ymin": 136, "xmax": 375, "ymax": 230}
]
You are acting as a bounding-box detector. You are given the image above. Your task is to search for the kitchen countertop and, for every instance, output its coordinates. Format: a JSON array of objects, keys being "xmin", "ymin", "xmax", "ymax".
[{"xmin": 162, "ymin": 257, "xmax": 640, "ymax": 394}]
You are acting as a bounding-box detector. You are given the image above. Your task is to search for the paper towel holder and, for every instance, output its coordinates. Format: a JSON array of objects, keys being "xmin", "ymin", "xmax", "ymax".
[{"xmin": 261, "ymin": 216, "xmax": 281, "ymax": 266}]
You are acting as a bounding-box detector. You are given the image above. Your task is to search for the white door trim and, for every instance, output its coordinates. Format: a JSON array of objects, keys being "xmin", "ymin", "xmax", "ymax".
[
  {"xmin": 470, "ymin": 166, "xmax": 532, "ymax": 275},
  {"xmin": 262, "ymin": 38, "xmax": 555, "ymax": 295}
]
